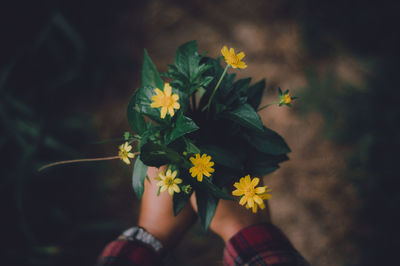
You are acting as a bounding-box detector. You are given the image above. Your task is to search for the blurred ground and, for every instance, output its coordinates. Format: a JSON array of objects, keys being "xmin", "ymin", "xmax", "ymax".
[
  {"xmin": 93, "ymin": 1, "xmax": 362, "ymax": 265},
  {"xmin": 3, "ymin": 0, "xmax": 396, "ymax": 265}
]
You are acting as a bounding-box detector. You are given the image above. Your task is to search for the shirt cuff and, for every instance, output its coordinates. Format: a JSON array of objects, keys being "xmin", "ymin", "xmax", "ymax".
[{"xmin": 223, "ymin": 222, "xmax": 309, "ymax": 265}]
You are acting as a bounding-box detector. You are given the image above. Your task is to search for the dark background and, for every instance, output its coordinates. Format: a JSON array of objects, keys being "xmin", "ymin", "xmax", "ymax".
[{"xmin": 1, "ymin": 0, "xmax": 399, "ymax": 265}]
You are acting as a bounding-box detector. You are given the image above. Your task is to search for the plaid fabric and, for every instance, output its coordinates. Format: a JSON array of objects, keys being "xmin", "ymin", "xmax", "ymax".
[
  {"xmin": 97, "ymin": 223, "xmax": 308, "ymax": 266},
  {"xmin": 97, "ymin": 238, "xmax": 161, "ymax": 266},
  {"xmin": 224, "ymin": 223, "xmax": 310, "ymax": 266}
]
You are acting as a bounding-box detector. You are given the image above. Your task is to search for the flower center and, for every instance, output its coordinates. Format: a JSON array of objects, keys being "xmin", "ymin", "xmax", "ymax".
[
  {"xmin": 196, "ymin": 162, "xmax": 208, "ymax": 172},
  {"xmin": 244, "ymin": 187, "xmax": 255, "ymax": 197},
  {"xmin": 161, "ymin": 96, "xmax": 173, "ymax": 107},
  {"xmin": 119, "ymin": 150, "xmax": 127, "ymax": 158},
  {"xmin": 166, "ymin": 177, "xmax": 174, "ymax": 185},
  {"xmin": 227, "ymin": 54, "xmax": 239, "ymax": 65}
]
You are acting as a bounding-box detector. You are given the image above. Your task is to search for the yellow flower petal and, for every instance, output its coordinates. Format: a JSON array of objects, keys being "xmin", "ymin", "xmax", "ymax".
[
  {"xmin": 239, "ymin": 196, "xmax": 247, "ymax": 206},
  {"xmin": 237, "ymin": 52, "xmax": 245, "ymax": 60},
  {"xmin": 172, "ymin": 184, "xmax": 180, "ymax": 193},
  {"xmin": 255, "ymin": 186, "xmax": 266, "ymax": 194},
  {"xmin": 232, "ymin": 189, "xmax": 243, "ymax": 196},
  {"xmin": 247, "ymin": 197, "xmax": 254, "ymax": 208},
  {"xmin": 221, "ymin": 46, "xmax": 229, "ymax": 57},
  {"xmin": 160, "ymin": 107, "xmax": 167, "ymax": 119},
  {"xmin": 251, "ymin": 177, "xmax": 260, "ymax": 187},
  {"xmin": 253, "ymin": 195, "xmax": 263, "ymax": 205},
  {"xmin": 164, "ymin": 83, "xmax": 172, "ymax": 96}
]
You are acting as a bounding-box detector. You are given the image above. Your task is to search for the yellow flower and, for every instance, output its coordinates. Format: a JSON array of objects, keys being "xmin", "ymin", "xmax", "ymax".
[
  {"xmin": 232, "ymin": 175, "xmax": 268, "ymax": 211},
  {"xmin": 150, "ymin": 83, "xmax": 180, "ymax": 119},
  {"xmin": 155, "ymin": 169, "xmax": 183, "ymax": 196},
  {"xmin": 280, "ymin": 93, "xmax": 292, "ymax": 104},
  {"xmin": 221, "ymin": 46, "xmax": 247, "ymax": 69},
  {"xmin": 118, "ymin": 142, "xmax": 135, "ymax": 165},
  {"xmin": 189, "ymin": 153, "xmax": 215, "ymax": 182},
  {"xmin": 245, "ymin": 190, "xmax": 272, "ymax": 213}
]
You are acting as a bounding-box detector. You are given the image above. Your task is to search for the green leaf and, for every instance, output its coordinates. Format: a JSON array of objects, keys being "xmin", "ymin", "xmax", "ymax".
[
  {"xmin": 133, "ymin": 85, "xmax": 166, "ymax": 124},
  {"xmin": 224, "ymin": 78, "xmax": 251, "ymax": 107},
  {"xmin": 199, "ymin": 145, "xmax": 244, "ymax": 170},
  {"xmin": 196, "ymin": 188, "xmax": 219, "ymax": 230},
  {"xmin": 165, "ymin": 112, "xmax": 199, "ymax": 144},
  {"xmin": 244, "ymin": 126, "xmax": 291, "ymax": 155},
  {"xmin": 184, "ymin": 138, "xmax": 200, "ymax": 154},
  {"xmin": 247, "ymin": 79, "xmax": 266, "ymax": 109},
  {"xmin": 213, "ymin": 167, "xmax": 240, "ymax": 187},
  {"xmin": 221, "ymin": 103, "xmax": 264, "ymax": 133},
  {"xmin": 138, "ymin": 123, "xmax": 161, "ymax": 149},
  {"xmin": 127, "ymin": 95, "xmax": 147, "ymax": 134},
  {"xmin": 173, "ymin": 189, "xmax": 192, "ymax": 216},
  {"xmin": 246, "ymin": 152, "xmax": 288, "ymax": 176},
  {"xmin": 142, "ymin": 49, "xmax": 164, "ymax": 89},
  {"xmin": 132, "ymin": 157, "xmax": 148, "ymax": 200},
  {"xmin": 175, "ymin": 40, "xmax": 200, "ymax": 79},
  {"xmin": 140, "ymin": 142, "xmax": 182, "ymax": 167},
  {"xmin": 201, "ymin": 177, "xmax": 234, "ymax": 200}
]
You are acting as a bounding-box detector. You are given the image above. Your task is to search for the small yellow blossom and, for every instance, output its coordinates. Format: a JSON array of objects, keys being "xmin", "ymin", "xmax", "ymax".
[
  {"xmin": 189, "ymin": 153, "xmax": 215, "ymax": 182},
  {"xmin": 150, "ymin": 83, "xmax": 180, "ymax": 118},
  {"xmin": 280, "ymin": 93, "xmax": 292, "ymax": 104},
  {"xmin": 221, "ymin": 46, "xmax": 247, "ymax": 69},
  {"xmin": 232, "ymin": 175, "xmax": 268, "ymax": 211},
  {"xmin": 245, "ymin": 190, "xmax": 272, "ymax": 213},
  {"xmin": 155, "ymin": 169, "xmax": 183, "ymax": 196},
  {"xmin": 118, "ymin": 142, "xmax": 135, "ymax": 165}
]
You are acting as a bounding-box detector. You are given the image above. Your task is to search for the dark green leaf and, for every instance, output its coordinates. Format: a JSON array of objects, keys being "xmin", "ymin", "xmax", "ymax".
[
  {"xmin": 184, "ymin": 138, "xmax": 200, "ymax": 154},
  {"xmin": 140, "ymin": 142, "xmax": 182, "ymax": 167},
  {"xmin": 213, "ymin": 167, "xmax": 240, "ymax": 187},
  {"xmin": 221, "ymin": 103, "xmax": 264, "ymax": 132},
  {"xmin": 127, "ymin": 95, "xmax": 147, "ymax": 134},
  {"xmin": 132, "ymin": 157, "xmax": 148, "ymax": 200},
  {"xmin": 201, "ymin": 178, "xmax": 234, "ymax": 200},
  {"xmin": 247, "ymin": 79, "xmax": 266, "ymax": 109},
  {"xmin": 142, "ymin": 49, "xmax": 164, "ymax": 89},
  {"xmin": 246, "ymin": 152, "xmax": 288, "ymax": 176},
  {"xmin": 224, "ymin": 78, "xmax": 251, "ymax": 107},
  {"xmin": 199, "ymin": 145, "xmax": 244, "ymax": 170},
  {"xmin": 175, "ymin": 40, "xmax": 200, "ymax": 79},
  {"xmin": 173, "ymin": 189, "xmax": 192, "ymax": 216},
  {"xmin": 196, "ymin": 188, "xmax": 219, "ymax": 230},
  {"xmin": 134, "ymin": 85, "xmax": 166, "ymax": 124},
  {"xmin": 244, "ymin": 126, "xmax": 291, "ymax": 155},
  {"xmin": 165, "ymin": 112, "xmax": 199, "ymax": 144}
]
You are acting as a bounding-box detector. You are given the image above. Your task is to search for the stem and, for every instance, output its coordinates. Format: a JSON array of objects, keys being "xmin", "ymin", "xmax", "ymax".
[
  {"xmin": 202, "ymin": 64, "xmax": 230, "ymax": 112},
  {"xmin": 257, "ymin": 101, "xmax": 279, "ymax": 111},
  {"xmin": 191, "ymin": 92, "xmax": 196, "ymax": 111},
  {"xmin": 38, "ymin": 154, "xmax": 138, "ymax": 171}
]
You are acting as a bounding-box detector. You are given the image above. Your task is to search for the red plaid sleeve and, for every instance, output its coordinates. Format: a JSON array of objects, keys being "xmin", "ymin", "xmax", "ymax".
[
  {"xmin": 96, "ymin": 239, "xmax": 162, "ymax": 266},
  {"xmin": 223, "ymin": 223, "xmax": 309, "ymax": 266}
]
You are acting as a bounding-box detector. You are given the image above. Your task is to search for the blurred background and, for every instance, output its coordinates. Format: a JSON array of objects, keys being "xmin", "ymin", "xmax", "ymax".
[{"xmin": 1, "ymin": 0, "xmax": 399, "ymax": 265}]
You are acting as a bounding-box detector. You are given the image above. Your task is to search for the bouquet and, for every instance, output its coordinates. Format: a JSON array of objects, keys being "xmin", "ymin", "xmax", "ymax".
[{"xmin": 41, "ymin": 41, "xmax": 296, "ymax": 230}]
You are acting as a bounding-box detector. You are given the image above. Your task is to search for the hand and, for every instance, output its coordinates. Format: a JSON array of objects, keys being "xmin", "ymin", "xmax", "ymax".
[
  {"xmin": 138, "ymin": 166, "xmax": 197, "ymax": 249},
  {"xmin": 190, "ymin": 183, "xmax": 271, "ymax": 242}
]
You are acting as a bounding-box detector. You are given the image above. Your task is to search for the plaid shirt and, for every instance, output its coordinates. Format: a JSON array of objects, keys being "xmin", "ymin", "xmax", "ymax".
[{"xmin": 97, "ymin": 222, "xmax": 309, "ymax": 266}]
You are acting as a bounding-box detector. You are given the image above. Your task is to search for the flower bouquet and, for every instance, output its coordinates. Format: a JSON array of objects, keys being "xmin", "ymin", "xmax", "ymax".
[
  {"xmin": 125, "ymin": 41, "xmax": 294, "ymax": 229},
  {"xmin": 41, "ymin": 40, "xmax": 295, "ymax": 230}
]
